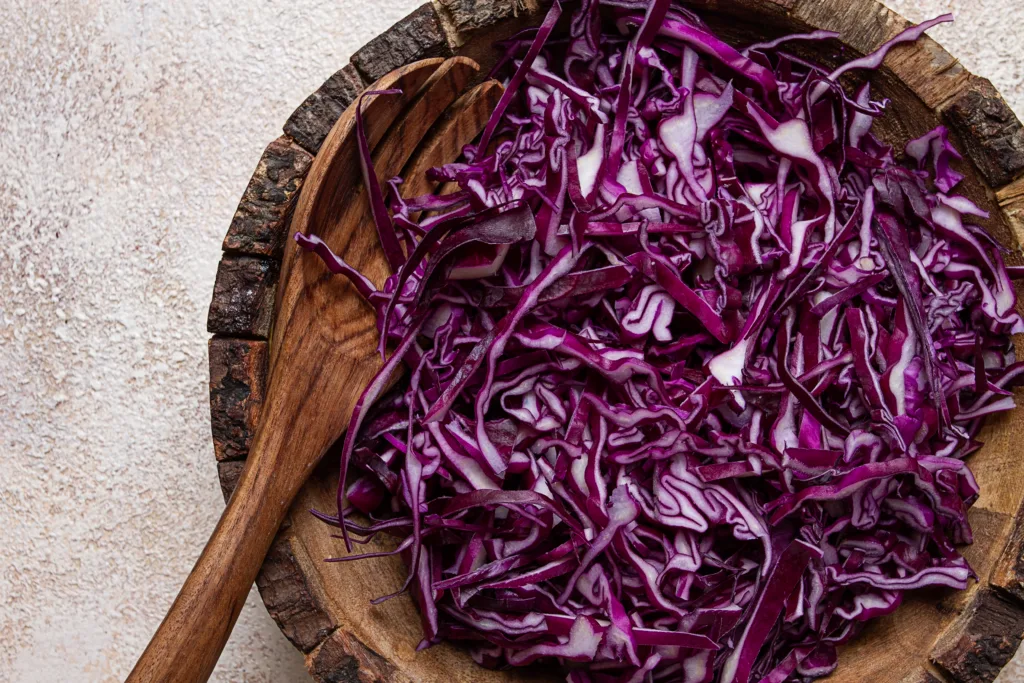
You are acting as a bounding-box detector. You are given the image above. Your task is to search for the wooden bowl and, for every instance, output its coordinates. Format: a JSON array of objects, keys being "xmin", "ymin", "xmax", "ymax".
[{"xmin": 206, "ymin": 1, "xmax": 1024, "ymax": 681}]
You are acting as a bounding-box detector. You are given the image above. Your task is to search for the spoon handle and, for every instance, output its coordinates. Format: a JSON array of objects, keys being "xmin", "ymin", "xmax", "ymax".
[
  {"xmin": 125, "ymin": 57, "xmax": 473, "ymax": 683},
  {"xmin": 125, "ymin": 413, "xmax": 308, "ymax": 683}
]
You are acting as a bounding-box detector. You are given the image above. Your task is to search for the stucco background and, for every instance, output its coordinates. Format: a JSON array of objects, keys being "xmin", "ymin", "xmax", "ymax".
[{"xmin": 0, "ymin": 1, "xmax": 1022, "ymax": 681}]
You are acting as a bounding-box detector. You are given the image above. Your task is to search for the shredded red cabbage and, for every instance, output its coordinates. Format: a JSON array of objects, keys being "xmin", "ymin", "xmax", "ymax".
[{"xmin": 299, "ymin": 2, "xmax": 1024, "ymax": 681}]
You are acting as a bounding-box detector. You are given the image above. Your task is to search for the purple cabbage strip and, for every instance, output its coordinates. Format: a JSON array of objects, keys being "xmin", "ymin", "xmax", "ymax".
[{"xmin": 356, "ymin": 89, "xmax": 406, "ymax": 272}]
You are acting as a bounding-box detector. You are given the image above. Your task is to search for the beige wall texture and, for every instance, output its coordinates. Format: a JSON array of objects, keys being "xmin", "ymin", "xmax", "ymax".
[{"xmin": 1, "ymin": 1, "xmax": 1022, "ymax": 681}]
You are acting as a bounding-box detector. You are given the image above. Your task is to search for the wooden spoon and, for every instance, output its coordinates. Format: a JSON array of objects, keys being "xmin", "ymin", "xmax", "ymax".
[{"xmin": 127, "ymin": 56, "xmax": 499, "ymax": 683}]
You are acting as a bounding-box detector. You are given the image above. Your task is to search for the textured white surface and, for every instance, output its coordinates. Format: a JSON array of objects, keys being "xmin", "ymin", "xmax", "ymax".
[{"xmin": 0, "ymin": 1, "xmax": 1021, "ymax": 682}]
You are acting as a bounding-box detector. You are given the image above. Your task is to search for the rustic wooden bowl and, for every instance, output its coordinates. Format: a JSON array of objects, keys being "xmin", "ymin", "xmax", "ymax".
[{"xmin": 206, "ymin": 1, "xmax": 1024, "ymax": 681}]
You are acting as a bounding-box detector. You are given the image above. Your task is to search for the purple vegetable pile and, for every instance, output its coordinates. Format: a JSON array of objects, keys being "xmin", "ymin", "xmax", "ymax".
[{"xmin": 298, "ymin": 1, "xmax": 1024, "ymax": 681}]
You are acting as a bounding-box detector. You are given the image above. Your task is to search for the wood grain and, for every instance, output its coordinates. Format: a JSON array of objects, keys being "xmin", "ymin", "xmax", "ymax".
[
  {"xmin": 271, "ymin": 56, "xmax": 481, "ymax": 380},
  {"xmin": 271, "ymin": 57, "xmax": 445, "ymax": 369},
  {"xmin": 398, "ymin": 78, "xmax": 503, "ymax": 204},
  {"xmin": 373, "ymin": 57, "xmax": 482, "ymax": 198},
  {"xmin": 899, "ymin": 670, "xmax": 945, "ymax": 683},
  {"xmin": 991, "ymin": 505, "xmax": 1024, "ymax": 604},
  {"xmin": 996, "ymin": 178, "xmax": 1024, "ymax": 251},
  {"xmin": 205, "ymin": 1, "xmax": 1024, "ymax": 681}
]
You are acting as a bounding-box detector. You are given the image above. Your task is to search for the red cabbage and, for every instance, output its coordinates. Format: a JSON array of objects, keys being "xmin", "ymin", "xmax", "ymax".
[{"xmin": 297, "ymin": 1, "xmax": 1024, "ymax": 681}]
